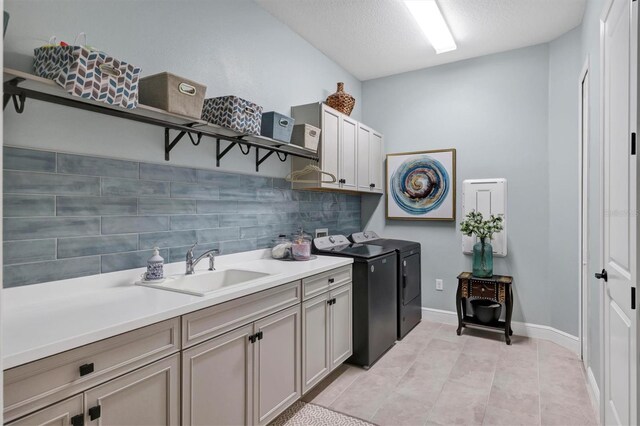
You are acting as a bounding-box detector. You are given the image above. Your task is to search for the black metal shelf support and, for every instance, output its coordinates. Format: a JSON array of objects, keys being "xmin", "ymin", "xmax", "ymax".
[{"xmin": 216, "ymin": 139, "xmax": 237, "ymax": 167}]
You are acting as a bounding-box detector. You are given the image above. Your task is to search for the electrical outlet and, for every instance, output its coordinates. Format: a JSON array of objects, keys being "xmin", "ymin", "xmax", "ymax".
[{"xmin": 436, "ymin": 279, "xmax": 444, "ymax": 291}]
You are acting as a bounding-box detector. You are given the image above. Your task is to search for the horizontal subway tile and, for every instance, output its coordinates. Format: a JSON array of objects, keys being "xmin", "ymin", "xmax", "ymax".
[
  {"xmin": 197, "ymin": 170, "xmax": 272, "ymax": 188},
  {"xmin": 4, "ymin": 217, "xmax": 100, "ymax": 241},
  {"xmin": 4, "ymin": 171, "xmax": 100, "ymax": 195},
  {"xmin": 170, "ymin": 182, "xmax": 219, "ymax": 200},
  {"xmin": 139, "ymin": 230, "xmax": 197, "ymax": 249},
  {"xmin": 197, "ymin": 200, "xmax": 238, "ymax": 213},
  {"xmin": 4, "ymin": 147, "xmax": 56, "ymax": 172},
  {"xmin": 56, "ymin": 197, "xmax": 137, "ymax": 216},
  {"xmin": 169, "ymin": 242, "xmax": 220, "ymax": 263},
  {"xmin": 196, "ymin": 227, "xmax": 240, "ymax": 243},
  {"xmin": 3, "ymin": 239, "xmax": 56, "ymax": 265},
  {"xmin": 236, "ymin": 200, "xmax": 298, "ymax": 213},
  {"xmin": 218, "ymin": 187, "xmax": 257, "ymax": 201},
  {"xmin": 219, "ymin": 214, "xmax": 259, "ymax": 227},
  {"xmin": 102, "ymin": 216, "xmax": 169, "ymax": 235},
  {"xmin": 101, "ymin": 177, "xmax": 169, "ymax": 197},
  {"xmin": 101, "ymin": 249, "xmax": 169, "ymax": 273},
  {"xmin": 219, "ymin": 239, "xmax": 258, "ymax": 255},
  {"xmin": 140, "ymin": 163, "xmax": 197, "ymax": 183},
  {"xmin": 138, "ymin": 198, "xmax": 196, "ymax": 214},
  {"xmin": 4, "ymin": 257, "xmax": 101, "ymax": 288},
  {"xmin": 57, "ymin": 153, "xmax": 139, "ymax": 178},
  {"xmin": 170, "ymin": 214, "xmax": 219, "ymax": 230},
  {"xmin": 256, "ymin": 188, "xmax": 297, "ymax": 202},
  {"xmin": 240, "ymin": 225, "xmax": 285, "ymax": 239},
  {"xmin": 4, "ymin": 195, "xmax": 55, "ymax": 217},
  {"xmin": 58, "ymin": 235, "xmax": 138, "ymax": 258}
]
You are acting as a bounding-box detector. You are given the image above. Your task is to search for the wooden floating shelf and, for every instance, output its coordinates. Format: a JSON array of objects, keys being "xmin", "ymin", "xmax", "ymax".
[{"xmin": 3, "ymin": 68, "xmax": 319, "ymax": 170}]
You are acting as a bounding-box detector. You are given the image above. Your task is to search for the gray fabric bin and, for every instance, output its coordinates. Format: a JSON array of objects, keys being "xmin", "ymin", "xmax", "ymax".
[
  {"xmin": 139, "ymin": 72, "xmax": 206, "ymax": 119},
  {"xmin": 260, "ymin": 111, "xmax": 295, "ymax": 143}
]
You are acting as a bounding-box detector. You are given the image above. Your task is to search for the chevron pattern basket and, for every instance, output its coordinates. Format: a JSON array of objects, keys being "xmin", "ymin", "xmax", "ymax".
[
  {"xmin": 201, "ymin": 96, "xmax": 263, "ymax": 135},
  {"xmin": 34, "ymin": 45, "xmax": 141, "ymax": 109}
]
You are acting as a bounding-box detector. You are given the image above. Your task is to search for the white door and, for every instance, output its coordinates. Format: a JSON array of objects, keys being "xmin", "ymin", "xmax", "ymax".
[
  {"xmin": 340, "ymin": 116, "xmax": 358, "ymax": 191},
  {"xmin": 369, "ymin": 132, "xmax": 384, "ymax": 193},
  {"xmin": 321, "ymin": 105, "xmax": 340, "ymax": 190},
  {"xmin": 357, "ymin": 125, "xmax": 372, "ymax": 192},
  {"xmin": 601, "ymin": 0, "xmax": 638, "ymax": 424}
]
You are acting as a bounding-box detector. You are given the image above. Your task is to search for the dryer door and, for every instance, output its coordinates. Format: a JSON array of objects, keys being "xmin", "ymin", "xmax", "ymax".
[{"xmin": 402, "ymin": 253, "xmax": 421, "ymax": 304}]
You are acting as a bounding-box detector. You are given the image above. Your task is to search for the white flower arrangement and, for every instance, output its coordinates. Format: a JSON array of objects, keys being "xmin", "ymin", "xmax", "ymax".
[{"xmin": 460, "ymin": 210, "xmax": 504, "ymax": 241}]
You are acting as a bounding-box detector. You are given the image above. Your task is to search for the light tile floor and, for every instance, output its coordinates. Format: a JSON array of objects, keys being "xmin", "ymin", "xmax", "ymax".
[{"xmin": 302, "ymin": 321, "xmax": 598, "ymax": 426}]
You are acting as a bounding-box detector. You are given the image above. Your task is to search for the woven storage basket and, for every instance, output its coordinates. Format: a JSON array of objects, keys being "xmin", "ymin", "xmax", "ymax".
[{"xmin": 326, "ymin": 82, "xmax": 355, "ymax": 116}]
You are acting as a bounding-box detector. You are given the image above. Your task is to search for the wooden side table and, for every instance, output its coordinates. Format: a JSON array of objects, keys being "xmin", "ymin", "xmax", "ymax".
[{"xmin": 456, "ymin": 272, "xmax": 514, "ymax": 345}]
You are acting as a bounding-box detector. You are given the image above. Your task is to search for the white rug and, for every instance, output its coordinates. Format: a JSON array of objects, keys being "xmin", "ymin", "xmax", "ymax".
[{"xmin": 270, "ymin": 401, "xmax": 375, "ymax": 426}]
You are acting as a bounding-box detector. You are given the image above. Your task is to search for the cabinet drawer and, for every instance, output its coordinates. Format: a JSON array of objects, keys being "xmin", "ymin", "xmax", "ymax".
[
  {"xmin": 4, "ymin": 318, "xmax": 180, "ymax": 423},
  {"xmin": 302, "ymin": 266, "xmax": 352, "ymax": 300},
  {"xmin": 469, "ymin": 281, "xmax": 498, "ymax": 300},
  {"xmin": 182, "ymin": 280, "xmax": 301, "ymax": 348}
]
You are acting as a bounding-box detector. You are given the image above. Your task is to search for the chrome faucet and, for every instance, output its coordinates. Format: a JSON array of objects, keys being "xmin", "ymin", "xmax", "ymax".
[{"xmin": 185, "ymin": 242, "xmax": 220, "ymax": 275}]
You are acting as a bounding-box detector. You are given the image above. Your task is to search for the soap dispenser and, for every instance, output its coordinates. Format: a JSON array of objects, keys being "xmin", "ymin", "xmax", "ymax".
[{"xmin": 146, "ymin": 247, "xmax": 164, "ymax": 281}]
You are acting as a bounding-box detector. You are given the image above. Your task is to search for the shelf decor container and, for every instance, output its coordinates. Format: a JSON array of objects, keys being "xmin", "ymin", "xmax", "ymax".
[
  {"xmin": 34, "ymin": 44, "xmax": 141, "ymax": 109},
  {"xmin": 138, "ymin": 72, "xmax": 206, "ymax": 119},
  {"xmin": 260, "ymin": 111, "xmax": 295, "ymax": 143},
  {"xmin": 201, "ymin": 96, "xmax": 263, "ymax": 135},
  {"xmin": 290, "ymin": 124, "xmax": 321, "ymax": 151}
]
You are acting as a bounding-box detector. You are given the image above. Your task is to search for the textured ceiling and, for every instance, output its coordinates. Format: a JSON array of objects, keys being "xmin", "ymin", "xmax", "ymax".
[{"xmin": 255, "ymin": 0, "xmax": 586, "ymax": 81}]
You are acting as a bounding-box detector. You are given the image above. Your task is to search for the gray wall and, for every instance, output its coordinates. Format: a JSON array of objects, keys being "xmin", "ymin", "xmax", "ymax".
[
  {"xmin": 3, "ymin": 147, "xmax": 361, "ymax": 287},
  {"xmin": 3, "ymin": 0, "xmax": 362, "ymax": 177},
  {"xmin": 362, "ymin": 44, "xmax": 552, "ymax": 328}
]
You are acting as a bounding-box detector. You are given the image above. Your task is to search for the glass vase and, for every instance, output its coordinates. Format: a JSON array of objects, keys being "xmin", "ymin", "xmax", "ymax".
[{"xmin": 472, "ymin": 239, "xmax": 493, "ymax": 278}]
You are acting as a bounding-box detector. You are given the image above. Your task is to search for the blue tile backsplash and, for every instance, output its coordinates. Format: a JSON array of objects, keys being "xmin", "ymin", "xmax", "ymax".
[{"xmin": 2, "ymin": 147, "xmax": 362, "ymax": 287}]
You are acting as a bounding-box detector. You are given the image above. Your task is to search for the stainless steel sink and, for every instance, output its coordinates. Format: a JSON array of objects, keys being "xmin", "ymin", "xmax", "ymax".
[{"xmin": 136, "ymin": 269, "xmax": 272, "ymax": 296}]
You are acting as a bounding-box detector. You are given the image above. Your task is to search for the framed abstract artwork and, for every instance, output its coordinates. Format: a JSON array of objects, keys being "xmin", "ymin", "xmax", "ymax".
[{"xmin": 386, "ymin": 149, "xmax": 456, "ymax": 221}]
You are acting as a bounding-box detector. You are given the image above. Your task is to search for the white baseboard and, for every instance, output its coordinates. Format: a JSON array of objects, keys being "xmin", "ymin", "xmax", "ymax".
[
  {"xmin": 586, "ymin": 366, "xmax": 600, "ymax": 417},
  {"xmin": 421, "ymin": 307, "xmax": 581, "ymax": 355}
]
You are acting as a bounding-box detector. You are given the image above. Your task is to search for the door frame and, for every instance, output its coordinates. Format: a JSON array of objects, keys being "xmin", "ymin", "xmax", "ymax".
[{"xmin": 578, "ymin": 56, "xmax": 590, "ymax": 368}]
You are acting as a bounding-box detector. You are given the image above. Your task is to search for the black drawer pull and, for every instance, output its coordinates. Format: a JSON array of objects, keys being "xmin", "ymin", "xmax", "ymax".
[
  {"xmin": 328, "ymin": 278, "xmax": 335, "ymax": 283},
  {"xmin": 71, "ymin": 414, "xmax": 84, "ymax": 426},
  {"xmin": 88, "ymin": 405, "xmax": 101, "ymax": 421},
  {"xmin": 79, "ymin": 363, "xmax": 94, "ymax": 376}
]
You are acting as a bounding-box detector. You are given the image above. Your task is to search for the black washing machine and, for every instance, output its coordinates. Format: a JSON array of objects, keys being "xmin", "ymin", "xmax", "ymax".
[
  {"xmin": 350, "ymin": 231, "xmax": 421, "ymax": 339},
  {"xmin": 312, "ymin": 235, "xmax": 397, "ymax": 368}
]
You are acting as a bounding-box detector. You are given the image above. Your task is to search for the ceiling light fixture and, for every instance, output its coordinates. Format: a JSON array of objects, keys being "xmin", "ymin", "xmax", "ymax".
[{"xmin": 404, "ymin": 0, "xmax": 457, "ymax": 54}]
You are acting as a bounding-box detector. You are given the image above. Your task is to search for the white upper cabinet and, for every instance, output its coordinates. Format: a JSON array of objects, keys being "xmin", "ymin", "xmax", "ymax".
[
  {"xmin": 340, "ymin": 116, "xmax": 358, "ymax": 191},
  {"xmin": 291, "ymin": 103, "xmax": 383, "ymax": 194},
  {"xmin": 369, "ymin": 131, "xmax": 384, "ymax": 193}
]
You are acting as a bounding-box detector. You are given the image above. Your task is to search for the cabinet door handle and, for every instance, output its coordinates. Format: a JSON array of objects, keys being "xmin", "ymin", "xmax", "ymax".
[
  {"xmin": 249, "ymin": 334, "xmax": 256, "ymax": 343},
  {"xmin": 71, "ymin": 414, "xmax": 84, "ymax": 426},
  {"xmin": 88, "ymin": 405, "xmax": 101, "ymax": 421},
  {"xmin": 79, "ymin": 363, "xmax": 94, "ymax": 377},
  {"xmin": 257, "ymin": 331, "xmax": 264, "ymax": 340},
  {"xmin": 370, "ymin": 183, "xmax": 375, "ymax": 188},
  {"xmin": 328, "ymin": 278, "xmax": 335, "ymax": 284}
]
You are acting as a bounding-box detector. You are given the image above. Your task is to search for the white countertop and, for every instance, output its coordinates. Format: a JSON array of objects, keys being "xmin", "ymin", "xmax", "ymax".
[{"xmin": 1, "ymin": 250, "xmax": 352, "ymax": 369}]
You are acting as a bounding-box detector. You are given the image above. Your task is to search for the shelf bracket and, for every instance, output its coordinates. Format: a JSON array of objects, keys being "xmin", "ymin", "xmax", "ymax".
[
  {"xmin": 188, "ymin": 132, "xmax": 203, "ymax": 146},
  {"xmin": 165, "ymin": 129, "xmax": 187, "ymax": 161},
  {"xmin": 256, "ymin": 148, "xmax": 276, "ymax": 172},
  {"xmin": 276, "ymin": 152, "xmax": 288, "ymax": 162},
  {"xmin": 216, "ymin": 139, "xmax": 237, "ymax": 167},
  {"xmin": 238, "ymin": 143, "xmax": 251, "ymax": 155},
  {"xmin": 3, "ymin": 78, "xmax": 26, "ymax": 113}
]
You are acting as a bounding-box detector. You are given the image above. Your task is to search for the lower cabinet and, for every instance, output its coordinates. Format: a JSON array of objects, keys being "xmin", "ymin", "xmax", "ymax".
[
  {"xmin": 182, "ymin": 305, "xmax": 301, "ymax": 426},
  {"xmin": 6, "ymin": 395, "xmax": 83, "ymax": 426},
  {"xmin": 84, "ymin": 354, "xmax": 180, "ymax": 425},
  {"xmin": 7, "ymin": 355, "xmax": 180, "ymax": 426},
  {"xmin": 302, "ymin": 282, "xmax": 353, "ymax": 394}
]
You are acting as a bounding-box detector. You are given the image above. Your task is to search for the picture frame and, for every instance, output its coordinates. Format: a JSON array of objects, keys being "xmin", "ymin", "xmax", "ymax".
[{"xmin": 386, "ymin": 148, "xmax": 457, "ymax": 221}]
